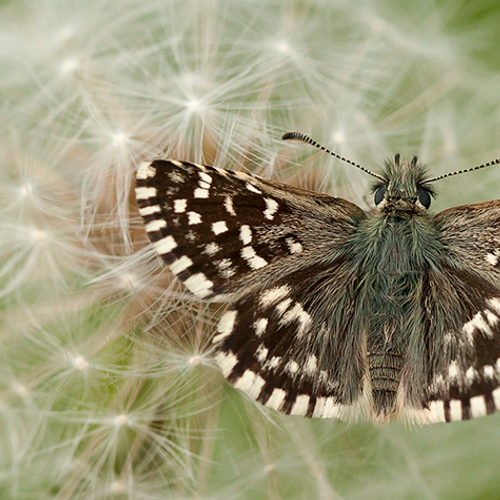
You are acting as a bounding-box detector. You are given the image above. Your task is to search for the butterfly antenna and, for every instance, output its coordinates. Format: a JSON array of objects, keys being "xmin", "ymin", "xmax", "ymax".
[
  {"xmin": 427, "ymin": 156, "xmax": 500, "ymax": 182},
  {"xmin": 282, "ymin": 131, "xmax": 385, "ymax": 181}
]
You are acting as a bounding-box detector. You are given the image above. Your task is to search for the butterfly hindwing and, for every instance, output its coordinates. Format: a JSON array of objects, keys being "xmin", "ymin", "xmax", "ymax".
[
  {"xmin": 406, "ymin": 202, "xmax": 500, "ymax": 423},
  {"xmin": 213, "ymin": 260, "xmax": 369, "ymax": 419},
  {"xmin": 135, "ymin": 159, "xmax": 365, "ymax": 301}
]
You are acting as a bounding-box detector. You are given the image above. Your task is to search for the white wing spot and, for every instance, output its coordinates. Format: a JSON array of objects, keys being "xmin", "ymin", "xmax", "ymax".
[
  {"xmin": 239, "ymin": 225, "xmax": 252, "ymax": 245},
  {"xmin": 199, "ymin": 172, "xmax": 212, "ymax": 184},
  {"xmin": 204, "ymin": 242, "xmax": 220, "ymax": 255},
  {"xmin": 260, "ymin": 286, "xmax": 290, "ymax": 307},
  {"xmin": 470, "ymin": 395, "xmax": 488, "ymax": 418},
  {"xmin": 256, "ymin": 344, "xmax": 269, "ymax": 362},
  {"xmin": 304, "ymin": 354, "xmax": 318, "ymax": 375},
  {"xmin": 266, "ymin": 388, "xmax": 286, "ymax": 410},
  {"xmin": 483, "ymin": 365, "xmax": 495, "ymax": 378},
  {"xmin": 465, "ymin": 366, "xmax": 478, "ymax": 382},
  {"xmin": 215, "ymin": 351, "xmax": 238, "ymax": 377},
  {"xmin": 212, "ymin": 221, "xmax": 228, "ymax": 235},
  {"xmin": 188, "ymin": 211, "xmax": 202, "ymax": 225},
  {"xmin": 246, "ymin": 183, "xmax": 262, "ymax": 194},
  {"xmin": 153, "ymin": 236, "xmax": 177, "ymax": 254},
  {"xmin": 449, "ymin": 399, "xmax": 462, "ymax": 421},
  {"xmin": 264, "ymin": 198, "xmax": 279, "ymax": 220},
  {"xmin": 487, "ymin": 298, "xmax": 500, "ymax": 314},
  {"xmin": 194, "ymin": 188, "xmax": 209, "ymax": 198},
  {"xmin": 291, "ymin": 395, "xmax": 310, "ymax": 416},
  {"xmin": 145, "ymin": 219, "xmax": 166, "ymax": 232},
  {"xmin": 280, "ymin": 302, "xmax": 311, "ymax": 335},
  {"xmin": 254, "ymin": 318, "xmax": 268, "ymax": 336},
  {"xmin": 266, "ymin": 356, "xmax": 281, "ymax": 369},
  {"xmin": 213, "ymin": 311, "xmax": 237, "ymax": 344},
  {"xmin": 136, "ymin": 162, "xmax": 156, "ymax": 180},
  {"xmin": 493, "ymin": 387, "xmax": 500, "ymax": 409},
  {"xmin": 462, "ymin": 311, "xmax": 493, "ymax": 342},
  {"xmin": 174, "ymin": 199, "xmax": 187, "ymax": 213},
  {"xmin": 135, "ymin": 186, "xmax": 157, "ymax": 200},
  {"xmin": 235, "ymin": 370, "xmax": 266, "ymax": 397},
  {"xmin": 448, "ymin": 360, "xmax": 460, "ymax": 379},
  {"xmin": 139, "ymin": 205, "xmax": 161, "ymax": 216},
  {"xmin": 275, "ymin": 298, "xmax": 292, "ymax": 314},
  {"xmin": 486, "ymin": 253, "xmax": 499, "ymax": 266},
  {"xmin": 170, "ymin": 255, "xmax": 193, "ymax": 274},
  {"xmin": 224, "ymin": 196, "xmax": 236, "ymax": 216},
  {"xmin": 285, "ymin": 360, "xmax": 299, "ymax": 374},
  {"xmin": 183, "ymin": 273, "xmax": 213, "ymax": 298},
  {"xmin": 286, "ymin": 238, "xmax": 303, "ymax": 254},
  {"xmin": 241, "ymin": 246, "xmax": 268, "ymax": 269},
  {"xmin": 169, "ymin": 159, "xmax": 184, "ymax": 168},
  {"xmin": 428, "ymin": 401, "xmax": 446, "ymax": 423}
]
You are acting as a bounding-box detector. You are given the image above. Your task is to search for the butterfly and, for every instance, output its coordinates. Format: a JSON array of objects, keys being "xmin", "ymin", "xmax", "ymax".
[{"xmin": 135, "ymin": 131, "xmax": 500, "ymax": 424}]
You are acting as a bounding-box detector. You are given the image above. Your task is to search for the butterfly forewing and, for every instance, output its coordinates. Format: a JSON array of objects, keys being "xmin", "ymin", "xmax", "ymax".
[{"xmin": 136, "ymin": 159, "xmax": 364, "ymax": 301}]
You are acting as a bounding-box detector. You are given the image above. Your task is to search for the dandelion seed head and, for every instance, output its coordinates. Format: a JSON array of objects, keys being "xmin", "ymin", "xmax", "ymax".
[
  {"xmin": 59, "ymin": 56, "xmax": 79, "ymax": 76},
  {"xmin": 114, "ymin": 414, "xmax": 130, "ymax": 428},
  {"xmin": 110, "ymin": 130, "xmax": 129, "ymax": 147},
  {"xmin": 184, "ymin": 98, "xmax": 205, "ymax": 114},
  {"xmin": 18, "ymin": 182, "xmax": 34, "ymax": 199},
  {"xmin": 13, "ymin": 383, "xmax": 29, "ymax": 399},
  {"xmin": 189, "ymin": 354, "xmax": 202, "ymax": 366},
  {"xmin": 332, "ymin": 130, "xmax": 346, "ymax": 145},
  {"xmin": 110, "ymin": 481, "xmax": 125, "ymax": 494},
  {"xmin": 31, "ymin": 228, "xmax": 47, "ymax": 243},
  {"xmin": 70, "ymin": 354, "xmax": 89, "ymax": 371}
]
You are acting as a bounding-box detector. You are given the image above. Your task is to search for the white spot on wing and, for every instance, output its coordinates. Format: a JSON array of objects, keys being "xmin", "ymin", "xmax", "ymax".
[
  {"xmin": 254, "ymin": 318, "xmax": 268, "ymax": 336},
  {"xmin": 483, "ymin": 365, "xmax": 495, "ymax": 378},
  {"xmin": 260, "ymin": 286, "xmax": 290, "ymax": 306},
  {"xmin": 256, "ymin": 344, "xmax": 268, "ymax": 362},
  {"xmin": 290, "ymin": 395, "xmax": 310, "ymax": 416},
  {"xmin": 470, "ymin": 395, "xmax": 487, "ymax": 418},
  {"xmin": 213, "ymin": 311, "xmax": 237, "ymax": 344},
  {"xmin": 212, "ymin": 221, "xmax": 228, "ymax": 235},
  {"xmin": 136, "ymin": 162, "xmax": 156, "ymax": 180},
  {"xmin": 449, "ymin": 399, "xmax": 462, "ymax": 420},
  {"xmin": 224, "ymin": 195, "xmax": 236, "ymax": 216},
  {"xmin": 169, "ymin": 159, "xmax": 184, "ymax": 168},
  {"xmin": 488, "ymin": 298, "xmax": 500, "ymax": 314},
  {"xmin": 448, "ymin": 361, "xmax": 460, "ymax": 379},
  {"xmin": 239, "ymin": 225, "xmax": 252, "ymax": 245},
  {"xmin": 174, "ymin": 199, "xmax": 187, "ymax": 213},
  {"xmin": 215, "ymin": 351, "xmax": 238, "ymax": 377},
  {"xmin": 188, "ymin": 211, "xmax": 202, "ymax": 225},
  {"xmin": 145, "ymin": 219, "xmax": 166, "ymax": 232},
  {"xmin": 199, "ymin": 172, "xmax": 212, "ymax": 184},
  {"xmin": 139, "ymin": 205, "xmax": 161, "ymax": 216},
  {"xmin": 493, "ymin": 387, "xmax": 500, "ymax": 409},
  {"xmin": 204, "ymin": 242, "xmax": 220, "ymax": 255},
  {"xmin": 286, "ymin": 238, "xmax": 303, "ymax": 254},
  {"xmin": 183, "ymin": 273, "xmax": 213, "ymax": 298},
  {"xmin": 264, "ymin": 198, "xmax": 279, "ymax": 220},
  {"xmin": 285, "ymin": 360, "xmax": 299, "ymax": 374},
  {"xmin": 194, "ymin": 188, "xmax": 209, "ymax": 198},
  {"xmin": 304, "ymin": 354, "xmax": 317, "ymax": 374},
  {"xmin": 428, "ymin": 400, "xmax": 446, "ymax": 423},
  {"xmin": 135, "ymin": 186, "xmax": 157, "ymax": 200},
  {"xmin": 241, "ymin": 246, "xmax": 268, "ymax": 269},
  {"xmin": 280, "ymin": 302, "xmax": 311, "ymax": 335},
  {"xmin": 153, "ymin": 236, "xmax": 177, "ymax": 254},
  {"xmin": 486, "ymin": 253, "xmax": 499, "ymax": 266},
  {"xmin": 266, "ymin": 388, "xmax": 286, "ymax": 410},
  {"xmin": 170, "ymin": 255, "xmax": 193, "ymax": 274},
  {"xmin": 246, "ymin": 183, "xmax": 262, "ymax": 194}
]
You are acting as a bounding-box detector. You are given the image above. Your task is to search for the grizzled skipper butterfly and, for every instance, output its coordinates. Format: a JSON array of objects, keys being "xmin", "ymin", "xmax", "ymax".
[{"xmin": 135, "ymin": 131, "xmax": 500, "ymax": 424}]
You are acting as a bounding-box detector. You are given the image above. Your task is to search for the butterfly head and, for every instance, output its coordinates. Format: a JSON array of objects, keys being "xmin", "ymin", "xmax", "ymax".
[{"xmin": 372, "ymin": 154, "xmax": 435, "ymax": 215}]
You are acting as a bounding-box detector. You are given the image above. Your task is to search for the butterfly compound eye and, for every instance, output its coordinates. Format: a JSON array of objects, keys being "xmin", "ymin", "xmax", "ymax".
[
  {"xmin": 374, "ymin": 186, "xmax": 386, "ymax": 205},
  {"xmin": 417, "ymin": 188, "xmax": 431, "ymax": 209}
]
